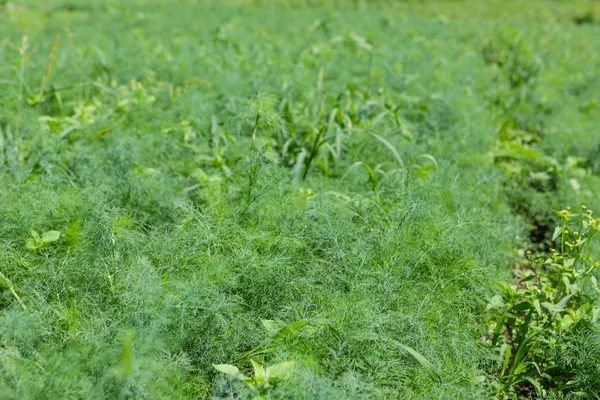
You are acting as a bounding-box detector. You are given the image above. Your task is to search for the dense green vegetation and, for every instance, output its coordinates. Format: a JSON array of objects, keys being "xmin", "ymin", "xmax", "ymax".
[{"xmin": 1, "ymin": 0, "xmax": 599, "ymax": 398}]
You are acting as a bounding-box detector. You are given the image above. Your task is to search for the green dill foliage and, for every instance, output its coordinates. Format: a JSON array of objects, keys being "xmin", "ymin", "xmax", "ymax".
[
  {"xmin": 0, "ymin": 0, "xmax": 599, "ymax": 399},
  {"xmin": 243, "ymin": 93, "xmax": 285, "ymax": 140}
]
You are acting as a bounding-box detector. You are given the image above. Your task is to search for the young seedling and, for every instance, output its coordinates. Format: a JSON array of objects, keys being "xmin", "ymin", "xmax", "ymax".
[
  {"xmin": 213, "ymin": 360, "xmax": 295, "ymax": 399},
  {"xmin": 240, "ymin": 93, "xmax": 282, "ymax": 207},
  {"xmin": 28, "ymin": 33, "xmax": 61, "ymax": 106},
  {"xmin": 302, "ymin": 124, "xmax": 326, "ymax": 181},
  {"xmin": 26, "ymin": 230, "xmax": 61, "ymax": 250},
  {"xmin": 342, "ymin": 162, "xmax": 379, "ymax": 202}
]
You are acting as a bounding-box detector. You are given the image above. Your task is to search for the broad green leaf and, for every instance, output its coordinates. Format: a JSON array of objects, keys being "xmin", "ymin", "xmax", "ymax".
[
  {"xmin": 92, "ymin": 127, "xmax": 114, "ymax": 140},
  {"xmin": 417, "ymin": 154, "xmax": 438, "ymax": 168},
  {"xmin": 362, "ymin": 163, "xmax": 378, "ymax": 193},
  {"xmin": 26, "ymin": 238, "xmax": 40, "ymax": 250},
  {"xmin": 369, "ymin": 132, "xmax": 404, "ymax": 168},
  {"xmin": 533, "ymin": 299, "xmax": 542, "ymax": 316},
  {"xmin": 505, "ymin": 142, "xmax": 540, "ymax": 160},
  {"xmin": 523, "ymin": 377, "xmax": 543, "ymax": 397},
  {"xmin": 486, "ymin": 295, "xmax": 504, "ymax": 310},
  {"xmin": 266, "ymin": 361, "xmax": 295, "ymax": 380},
  {"xmin": 42, "ymin": 230, "xmax": 61, "ymax": 243},
  {"xmin": 213, "ymin": 363, "xmax": 247, "ymax": 381},
  {"xmin": 591, "ymin": 276, "xmax": 599, "ymax": 293},
  {"xmin": 556, "ymin": 294, "xmax": 573, "ymax": 310},
  {"xmin": 519, "ymin": 274, "xmax": 536, "ymax": 283},
  {"xmin": 251, "ymin": 360, "xmax": 266, "ymax": 383},
  {"xmin": 561, "ymin": 314, "xmax": 574, "ymax": 331},
  {"xmin": 213, "ymin": 363, "xmax": 239, "ymax": 376},
  {"xmin": 342, "ymin": 162, "xmax": 378, "ymax": 194},
  {"xmin": 239, "ymin": 319, "xmax": 309, "ymax": 360},
  {"xmin": 562, "ymin": 276, "xmax": 577, "ymax": 294},
  {"xmin": 509, "ymin": 333, "xmax": 534, "ymax": 376},
  {"xmin": 500, "ymin": 344, "xmax": 511, "ymax": 378},
  {"xmin": 392, "ymin": 341, "xmax": 437, "ymax": 377},
  {"xmin": 272, "ymin": 319, "xmax": 309, "ymax": 341},
  {"xmin": 552, "ymin": 226, "xmax": 563, "ymax": 241},
  {"xmin": 118, "ymin": 331, "xmax": 135, "ymax": 380},
  {"xmin": 512, "ymin": 361, "xmax": 532, "ymax": 376},
  {"xmin": 261, "ymin": 319, "xmax": 278, "ymax": 334},
  {"xmin": 542, "ymin": 294, "xmax": 572, "ymax": 314},
  {"xmin": 491, "ymin": 314, "xmax": 507, "ymax": 346},
  {"xmin": 292, "ymin": 151, "xmax": 306, "ymax": 184},
  {"xmin": 511, "ymin": 301, "xmax": 533, "ymax": 311}
]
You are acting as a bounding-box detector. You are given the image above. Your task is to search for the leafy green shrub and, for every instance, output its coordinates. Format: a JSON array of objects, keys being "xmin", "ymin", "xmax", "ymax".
[
  {"xmin": 214, "ymin": 360, "xmax": 295, "ymax": 399},
  {"xmin": 486, "ymin": 206, "xmax": 600, "ymax": 397},
  {"xmin": 481, "ymin": 29, "xmax": 568, "ymax": 252},
  {"xmin": 481, "ymin": 29, "xmax": 541, "ymax": 91}
]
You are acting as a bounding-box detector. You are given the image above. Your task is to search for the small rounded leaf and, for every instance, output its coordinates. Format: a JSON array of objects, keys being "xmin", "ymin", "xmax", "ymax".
[
  {"xmin": 42, "ymin": 230, "xmax": 61, "ymax": 243},
  {"xmin": 213, "ymin": 363, "xmax": 240, "ymax": 377},
  {"xmin": 213, "ymin": 364, "xmax": 248, "ymax": 381}
]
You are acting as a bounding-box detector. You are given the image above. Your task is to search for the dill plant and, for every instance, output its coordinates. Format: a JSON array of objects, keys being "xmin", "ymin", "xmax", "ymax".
[{"xmin": 0, "ymin": 1, "xmax": 599, "ymax": 399}]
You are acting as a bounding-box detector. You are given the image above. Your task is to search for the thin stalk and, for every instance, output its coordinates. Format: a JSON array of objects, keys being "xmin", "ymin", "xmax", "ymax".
[
  {"xmin": 302, "ymin": 124, "xmax": 326, "ymax": 181},
  {"xmin": 16, "ymin": 38, "xmax": 28, "ymax": 137},
  {"xmin": 366, "ymin": 51, "xmax": 373, "ymax": 93},
  {"xmin": 0, "ymin": 270, "xmax": 26, "ymax": 311},
  {"xmin": 251, "ymin": 112, "xmax": 260, "ymax": 142},
  {"xmin": 38, "ymin": 34, "xmax": 61, "ymax": 101},
  {"xmin": 246, "ymin": 112, "xmax": 261, "ymax": 204},
  {"xmin": 561, "ymin": 216, "xmax": 566, "ymax": 254}
]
